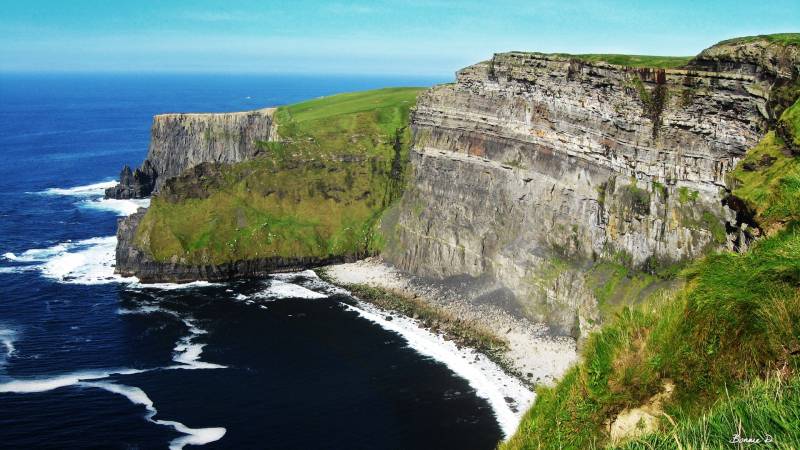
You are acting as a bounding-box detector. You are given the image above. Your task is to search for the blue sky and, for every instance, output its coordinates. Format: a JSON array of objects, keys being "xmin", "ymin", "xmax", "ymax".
[{"xmin": 2, "ymin": 0, "xmax": 798, "ymax": 75}]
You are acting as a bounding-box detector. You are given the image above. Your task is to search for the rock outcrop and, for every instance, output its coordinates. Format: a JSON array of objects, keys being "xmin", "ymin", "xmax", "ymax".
[
  {"xmin": 382, "ymin": 40, "xmax": 798, "ymax": 335},
  {"xmin": 106, "ymin": 108, "xmax": 276, "ymax": 198}
]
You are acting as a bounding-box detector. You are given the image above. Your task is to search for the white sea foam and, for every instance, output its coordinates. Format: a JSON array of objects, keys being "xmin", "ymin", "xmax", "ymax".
[
  {"xmin": 38, "ymin": 179, "xmax": 149, "ymax": 216},
  {"xmin": 2, "ymin": 180, "xmax": 152, "ymax": 284},
  {"xmin": 2, "ymin": 237, "xmax": 134, "ymax": 284},
  {"xmin": 343, "ymin": 301, "xmax": 535, "ymax": 438},
  {"xmin": 3, "ymin": 242, "xmax": 71, "ymax": 263},
  {"xmin": 116, "ymin": 305, "xmax": 226, "ymax": 371},
  {"xmin": 41, "ymin": 236, "xmax": 132, "ymax": 284},
  {"xmin": 270, "ymin": 269, "xmax": 319, "ymax": 280},
  {"xmin": 79, "ymin": 381, "xmax": 226, "ymax": 450},
  {"xmin": 40, "ymin": 180, "xmax": 118, "ymax": 196},
  {"xmin": 0, "ymin": 329, "xmax": 16, "ymax": 363},
  {"xmin": 129, "ymin": 280, "xmax": 219, "ymax": 290},
  {"xmin": 253, "ymin": 279, "xmax": 328, "ymax": 300},
  {"xmin": 0, "ymin": 368, "xmax": 145, "ymax": 394},
  {"xmin": 79, "ymin": 197, "xmax": 150, "ymax": 216}
]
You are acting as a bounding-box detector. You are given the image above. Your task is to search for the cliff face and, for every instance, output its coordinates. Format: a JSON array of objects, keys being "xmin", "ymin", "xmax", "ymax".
[
  {"xmin": 106, "ymin": 108, "xmax": 276, "ymax": 198},
  {"xmin": 382, "ymin": 42, "xmax": 795, "ymax": 334},
  {"xmin": 113, "ymin": 88, "xmax": 421, "ymax": 282}
]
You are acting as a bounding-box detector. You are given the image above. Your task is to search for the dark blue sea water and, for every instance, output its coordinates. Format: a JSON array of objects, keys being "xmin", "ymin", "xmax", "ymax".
[{"xmin": 0, "ymin": 74, "xmax": 511, "ymax": 449}]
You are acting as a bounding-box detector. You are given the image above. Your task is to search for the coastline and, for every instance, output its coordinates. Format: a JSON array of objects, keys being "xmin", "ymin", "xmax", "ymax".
[
  {"xmin": 317, "ymin": 258, "xmax": 579, "ymax": 436},
  {"xmin": 320, "ymin": 257, "xmax": 578, "ymax": 386}
]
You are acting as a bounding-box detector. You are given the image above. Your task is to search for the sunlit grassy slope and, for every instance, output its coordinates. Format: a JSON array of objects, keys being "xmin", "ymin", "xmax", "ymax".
[
  {"xmin": 135, "ymin": 87, "xmax": 422, "ymax": 264},
  {"xmin": 718, "ymin": 33, "xmax": 800, "ymax": 46},
  {"xmin": 550, "ymin": 53, "xmax": 692, "ymax": 69},
  {"xmin": 502, "ymin": 102, "xmax": 800, "ymax": 450}
]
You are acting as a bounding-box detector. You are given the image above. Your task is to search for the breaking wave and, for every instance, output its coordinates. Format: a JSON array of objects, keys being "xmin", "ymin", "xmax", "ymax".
[
  {"xmin": 2, "ymin": 236, "xmax": 130, "ymax": 285},
  {"xmin": 39, "ymin": 181, "xmax": 118, "ymax": 196}
]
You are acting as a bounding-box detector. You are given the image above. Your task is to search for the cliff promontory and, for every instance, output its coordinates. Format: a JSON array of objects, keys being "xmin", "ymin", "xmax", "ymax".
[
  {"xmin": 114, "ymin": 88, "xmax": 420, "ymax": 282},
  {"xmin": 106, "ymin": 108, "xmax": 276, "ymax": 199}
]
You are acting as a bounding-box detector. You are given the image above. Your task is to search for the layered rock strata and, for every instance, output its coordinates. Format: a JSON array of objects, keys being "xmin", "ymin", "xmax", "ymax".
[
  {"xmin": 382, "ymin": 41, "xmax": 797, "ymax": 335},
  {"xmin": 106, "ymin": 108, "xmax": 276, "ymax": 198}
]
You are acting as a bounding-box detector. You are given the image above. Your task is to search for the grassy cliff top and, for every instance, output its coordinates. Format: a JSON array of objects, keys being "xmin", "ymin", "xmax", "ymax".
[
  {"xmin": 501, "ymin": 51, "xmax": 691, "ymax": 68},
  {"xmin": 716, "ymin": 32, "xmax": 800, "ymax": 47},
  {"xmin": 278, "ymin": 87, "xmax": 420, "ymax": 124},
  {"xmin": 135, "ymin": 87, "xmax": 422, "ymax": 265},
  {"xmin": 547, "ymin": 53, "xmax": 692, "ymax": 68},
  {"xmin": 501, "ymin": 33, "xmax": 800, "ymax": 70}
]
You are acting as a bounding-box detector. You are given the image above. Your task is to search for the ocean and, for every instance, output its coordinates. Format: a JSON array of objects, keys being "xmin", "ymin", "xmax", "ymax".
[{"xmin": 0, "ymin": 73, "xmax": 527, "ymax": 449}]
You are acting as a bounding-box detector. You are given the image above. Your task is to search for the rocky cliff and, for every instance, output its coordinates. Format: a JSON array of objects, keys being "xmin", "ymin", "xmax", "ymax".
[
  {"xmin": 382, "ymin": 38, "xmax": 799, "ymax": 335},
  {"xmin": 111, "ymin": 37, "xmax": 798, "ymax": 336},
  {"xmin": 106, "ymin": 108, "xmax": 276, "ymax": 198},
  {"xmin": 113, "ymin": 88, "xmax": 420, "ymax": 282}
]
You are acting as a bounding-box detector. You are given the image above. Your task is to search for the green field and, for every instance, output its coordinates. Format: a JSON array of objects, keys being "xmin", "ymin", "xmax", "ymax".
[{"xmin": 135, "ymin": 87, "xmax": 422, "ymax": 264}]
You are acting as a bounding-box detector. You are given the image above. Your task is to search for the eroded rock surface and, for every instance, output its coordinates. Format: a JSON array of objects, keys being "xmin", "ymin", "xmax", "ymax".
[
  {"xmin": 106, "ymin": 108, "xmax": 276, "ymax": 198},
  {"xmin": 382, "ymin": 41, "xmax": 798, "ymax": 335}
]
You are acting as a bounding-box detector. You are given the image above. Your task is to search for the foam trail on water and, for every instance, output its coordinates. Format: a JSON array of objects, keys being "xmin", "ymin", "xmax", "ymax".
[
  {"xmin": 3, "ymin": 242, "xmax": 72, "ymax": 263},
  {"xmin": 342, "ymin": 301, "xmax": 535, "ymax": 439},
  {"xmin": 79, "ymin": 381, "xmax": 226, "ymax": 450},
  {"xmin": 3, "ymin": 179, "xmax": 149, "ymax": 283},
  {"xmin": 129, "ymin": 280, "xmax": 219, "ymax": 290},
  {"xmin": 2, "ymin": 237, "xmax": 226, "ymax": 287},
  {"xmin": 79, "ymin": 197, "xmax": 150, "ymax": 216},
  {"xmin": 39, "ymin": 181, "xmax": 118, "ymax": 196},
  {"xmin": 0, "ymin": 368, "xmax": 145, "ymax": 394},
  {"xmin": 0, "ymin": 329, "xmax": 16, "ymax": 365},
  {"xmin": 117, "ymin": 305, "xmax": 226, "ymax": 370},
  {"xmin": 170, "ymin": 317, "xmax": 226, "ymax": 370}
]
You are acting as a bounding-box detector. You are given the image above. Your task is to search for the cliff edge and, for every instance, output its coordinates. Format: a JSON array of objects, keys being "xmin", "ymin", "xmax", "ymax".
[{"xmin": 106, "ymin": 108, "xmax": 276, "ymax": 199}]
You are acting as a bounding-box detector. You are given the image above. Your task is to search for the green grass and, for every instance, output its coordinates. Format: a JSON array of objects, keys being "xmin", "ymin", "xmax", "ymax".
[
  {"xmin": 550, "ymin": 53, "xmax": 692, "ymax": 69},
  {"xmin": 728, "ymin": 100, "xmax": 800, "ymax": 227},
  {"xmin": 622, "ymin": 375, "xmax": 800, "ymax": 450},
  {"xmin": 502, "ymin": 226, "xmax": 800, "ymax": 448},
  {"xmin": 716, "ymin": 33, "xmax": 800, "ymax": 47},
  {"xmin": 135, "ymin": 87, "xmax": 423, "ymax": 264},
  {"xmin": 584, "ymin": 262, "xmax": 666, "ymax": 319},
  {"xmin": 678, "ymin": 186, "xmax": 699, "ymax": 204},
  {"xmin": 782, "ymin": 98, "xmax": 800, "ymax": 149}
]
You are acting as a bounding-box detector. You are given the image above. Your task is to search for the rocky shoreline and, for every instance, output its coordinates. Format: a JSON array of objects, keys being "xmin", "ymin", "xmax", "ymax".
[{"xmin": 320, "ymin": 257, "xmax": 578, "ymax": 387}]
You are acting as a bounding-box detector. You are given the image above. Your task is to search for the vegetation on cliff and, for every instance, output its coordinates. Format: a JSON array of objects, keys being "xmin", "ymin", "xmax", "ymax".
[
  {"xmin": 718, "ymin": 33, "xmax": 800, "ymax": 47},
  {"xmin": 728, "ymin": 99, "xmax": 800, "ymax": 228},
  {"xmin": 551, "ymin": 53, "xmax": 692, "ymax": 69},
  {"xmin": 502, "ymin": 99, "xmax": 800, "ymax": 449},
  {"xmin": 134, "ymin": 88, "xmax": 421, "ymax": 264}
]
